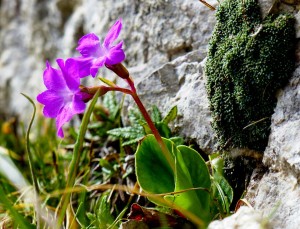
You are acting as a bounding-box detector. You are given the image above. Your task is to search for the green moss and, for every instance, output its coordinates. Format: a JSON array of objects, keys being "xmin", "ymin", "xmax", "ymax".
[{"xmin": 205, "ymin": 0, "xmax": 295, "ymax": 151}]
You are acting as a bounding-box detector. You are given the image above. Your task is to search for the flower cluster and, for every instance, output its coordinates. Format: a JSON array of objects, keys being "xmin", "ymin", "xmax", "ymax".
[{"xmin": 37, "ymin": 20, "xmax": 125, "ymax": 138}]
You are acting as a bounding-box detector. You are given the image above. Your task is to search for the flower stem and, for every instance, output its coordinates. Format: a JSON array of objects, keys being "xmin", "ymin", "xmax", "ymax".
[
  {"xmin": 130, "ymin": 92, "xmax": 175, "ymax": 172},
  {"xmin": 126, "ymin": 77, "xmax": 136, "ymax": 93}
]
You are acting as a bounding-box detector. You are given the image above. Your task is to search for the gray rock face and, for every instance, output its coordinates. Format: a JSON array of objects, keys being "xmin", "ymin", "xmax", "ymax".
[
  {"xmin": 248, "ymin": 171, "xmax": 300, "ymax": 229},
  {"xmin": 245, "ymin": 66, "xmax": 300, "ymax": 229},
  {"xmin": 264, "ymin": 71, "xmax": 300, "ymax": 175},
  {"xmin": 257, "ymin": 0, "xmax": 276, "ymax": 19},
  {"xmin": 0, "ymin": 0, "xmax": 66, "ymax": 117},
  {"xmin": 208, "ymin": 206, "xmax": 272, "ymax": 229}
]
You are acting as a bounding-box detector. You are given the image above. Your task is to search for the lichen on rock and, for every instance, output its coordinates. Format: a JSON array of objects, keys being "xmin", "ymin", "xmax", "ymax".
[{"xmin": 205, "ymin": 0, "xmax": 295, "ymax": 151}]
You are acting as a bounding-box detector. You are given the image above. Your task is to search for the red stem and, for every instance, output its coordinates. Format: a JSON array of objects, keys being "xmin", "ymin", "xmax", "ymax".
[
  {"xmin": 130, "ymin": 92, "xmax": 175, "ymax": 172},
  {"xmin": 120, "ymin": 77, "xmax": 175, "ymax": 171},
  {"xmin": 126, "ymin": 77, "xmax": 136, "ymax": 93}
]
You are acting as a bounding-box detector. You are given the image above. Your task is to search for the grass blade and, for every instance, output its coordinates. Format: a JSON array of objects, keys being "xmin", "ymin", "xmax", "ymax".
[
  {"xmin": 0, "ymin": 185, "xmax": 34, "ymax": 229},
  {"xmin": 21, "ymin": 93, "xmax": 39, "ymax": 194}
]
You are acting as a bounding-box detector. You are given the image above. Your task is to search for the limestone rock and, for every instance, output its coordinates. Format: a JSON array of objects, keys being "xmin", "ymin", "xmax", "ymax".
[
  {"xmin": 258, "ymin": 0, "xmax": 277, "ymax": 19},
  {"xmin": 244, "ymin": 66, "xmax": 300, "ymax": 229},
  {"xmin": 207, "ymin": 206, "xmax": 271, "ymax": 229},
  {"xmin": 0, "ymin": 0, "xmax": 67, "ymax": 118},
  {"xmin": 247, "ymin": 171, "xmax": 300, "ymax": 229},
  {"xmin": 263, "ymin": 70, "xmax": 300, "ymax": 175}
]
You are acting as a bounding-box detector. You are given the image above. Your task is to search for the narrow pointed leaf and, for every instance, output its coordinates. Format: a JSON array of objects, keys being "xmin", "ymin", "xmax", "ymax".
[
  {"xmin": 151, "ymin": 105, "xmax": 162, "ymax": 123},
  {"xmin": 212, "ymin": 173, "xmax": 233, "ymax": 214},
  {"xmin": 107, "ymin": 126, "xmax": 144, "ymax": 139},
  {"xmin": 162, "ymin": 106, "xmax": 177, "ymax": 125},
  {"xmin": 99, "ymin": 77, "xmax": 116, "ymax": 87},
  {"xmin": 122, "ymin": 137, "xmax": 144, "ymax": 146}
]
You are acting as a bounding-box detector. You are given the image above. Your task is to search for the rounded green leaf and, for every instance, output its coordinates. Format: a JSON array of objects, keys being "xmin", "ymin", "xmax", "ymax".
[
  {"xmin": 174, "ymin": 146, "xmax": 212, "ymax": 222},
  {"xmin": 136, "ymin": 135, "xmax": 175, "ymax": 196}
]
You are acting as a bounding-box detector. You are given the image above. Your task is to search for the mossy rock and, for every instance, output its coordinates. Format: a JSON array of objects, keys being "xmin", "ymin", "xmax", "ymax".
[{"xmin": 205, "ymin": 0, "xmax": 295, "ymax": 151}]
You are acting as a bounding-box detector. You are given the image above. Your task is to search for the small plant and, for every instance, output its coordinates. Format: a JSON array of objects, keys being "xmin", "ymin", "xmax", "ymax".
[{"xmin": 107, "ymin": 105, "xmax": 182, "ymax": 146}]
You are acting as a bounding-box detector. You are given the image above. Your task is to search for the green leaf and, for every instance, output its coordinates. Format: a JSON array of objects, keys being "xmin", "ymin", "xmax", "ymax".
[
  {"xmin": 96, "ymin": 193, "xmax": 114, "ymax": 229},
  {"xmin": 140, "ymin": 121, "xmax": 152, "ymax": 135},
  {"xmin": 108, "ymin": 206, "xmax": 128, "ymax": 229},
  {"xmin": 86, "ymin": 212, "xmax": 96, "ymax": 221},
  {"xmin": 135, "ymin": 135, "xmax": 175, "ymax": 203},
  {"xmin": 98, "ymin": 77, "xmax": 116, "ymax": 87},
  {"xmin": 75, "ymin": 201, "xmax": 89, "ymax": 227},
  {"xmin": 107, "ymin": 126, "xmax": 144, "ymax": 140},
  {"xmin": 86, "ymin": 192, "xmax": 115, "ymax": 229},
  {"xmin": 122, "ymin": 137, "xmax": 144, "ymax": 146},
  {"xmin": 151, "ymin": 105, "xmax": 162, "ymax": 123},
  {"xmin": 128, "ymin": 108, "xmax": 144, "ymax": 127},
  {"xmin": 162, "ymin": 106, "xmax": 177, "ymax": 125},
  {"xmin": 169, "ymin": 137, "xmax": 185, "ymax": 146},
  {"xmin": 0, "ymin": 185, "xmax": 34, "ymax": 229},
  {"xmin": 209, "ymin": 153, "xmax": 224, "ymax": 176},
  {"xmin": 103, "ymin": 92, "xmax": 119, "ymax": 119},
  {"xmin": 212, "ymin": 172, "xmax": 233, "ymax": 215},
  {"xmin": 173, "ymin": 146, "xmax": 211, "ymax": 223},
  {"xmin": 136, "ymin": 135, "xmax": 212, "ymax": 225},
  {"xmin": 209, "ymin": 154, "xmax": 233, "ymax": 216},
  {"xmin": 155, "ymin": 122, "xmax": 171, "ymax": 138}
]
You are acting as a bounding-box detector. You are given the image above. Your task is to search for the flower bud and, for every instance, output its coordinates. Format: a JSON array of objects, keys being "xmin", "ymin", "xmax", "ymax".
[
  {"xmin": 105, "ymin": 63, "xmax": 129, "ymax": 79},
  {"xmin": 79, "ymin": 85, "xmax": 109, "ymax": 102}
]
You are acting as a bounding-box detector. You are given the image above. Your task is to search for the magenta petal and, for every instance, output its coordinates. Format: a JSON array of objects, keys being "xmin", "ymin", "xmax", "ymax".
[
  {"xmin": 57, "ymin": 127, "xmax": 64, "ymax": 138},
  {"xmin": 105, "ymin": 44, "xmax": 125, "ymax": 65},
  {"xmin": 37, "ymin": 90, "xmax": 64, "ymax": 118},
  {"xmin": 90, "ymin": 57, "xmax": 106, "ymax": 77},
  {"xmin": 43, "ymin": 102, "xmax": 63, "ymax": 118},
  {"xmin": 103, "ymin": 19, "xmax": 122, "ymax": 48},
  {"xmin": 66, "ymin": 57, "xmax": 93, "ymax": 79},
  {"xmin": 73, "ymin": 94, "xmax": 86, "ymax": 113},
  {"xmin": 56, "ymin": 58, "xmax": 65, "ymax": 70},
  {"xmin": 112, "ymin": 41, "xmax": 123, "ymax": 50},
  {"xmin": 56, "ymin": 58, "xmax": 80, "ymax": 91},
  {"xmin": 90, "ymin": 67, "xmax": 99, "ymax": 78},
  {"xmin": 43, "ymin": 61, "xmax": 66, "ymax": 90},
  {"xmin": 55, "ymin": 105, "xmax": 75, "ymax": 138},
  {"xmin": 76, "ymin": 33, "xmax": 101, "ymax": 57}
]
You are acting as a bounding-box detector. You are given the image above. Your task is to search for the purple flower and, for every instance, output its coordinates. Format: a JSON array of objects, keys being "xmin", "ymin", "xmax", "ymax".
[
  {"xmin": 37, "ymin": 59, "xmax": 86, "ymax": 138},
  {"xmin": 69, "ymin": 19, "xmax": 125, "ymax": 78}
]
